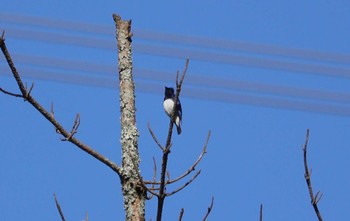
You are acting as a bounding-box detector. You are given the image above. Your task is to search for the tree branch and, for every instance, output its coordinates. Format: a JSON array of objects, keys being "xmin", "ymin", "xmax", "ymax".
[
  {"xmin": 156, "ymin": 59, "xmax": 189, "ymax": 221},
  {"xmin": 61, "ymin": 113, "xmax": 80, "ymax": 141},
  {"xmin": 303, "ymin": 129, "xmax": 323, "ymax": 221},
  {"xmin": 148, "ymin": 123, "xmax": 165, "ymax": 151},
  {"xmin": 149, "ymin": 156, "xmax": 158, "ymax": 198},
  {"xmin": 145, "ymin": 130, "xmax": 210, "ymax": 188},
  {"xmin": 113, "ymin": 13, "xmax": 146, "ymax": 221},
  {"xmin": 168, "ymin": 131, "xmax": 210, "ymax": 184},
  {"xmin": 0, "ymin": 88, "xmax": 23, "ymax": 97},
  {"xmin": 202, "ymin": 197, "xmax": 214, "ymax": 221},
  {"xmin": 178, "ymin": 208, "xmax": 184, "ymax": 221},
  {"xmin": 53, "ymin": 193, "xmax": 66, "ymax": 221},
  {"xmin": 0, "ymin": 32, "xmax": 121, "ymax": 176},
  {"xmin": 165, "ymin": 170, "xmax": 201, "ymax": 197}
]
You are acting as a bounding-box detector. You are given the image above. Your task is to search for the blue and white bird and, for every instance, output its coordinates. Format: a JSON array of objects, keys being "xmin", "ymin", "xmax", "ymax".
[{"xmin": 163, "ymin": 87, "xmax": 182, "ymax": 135}]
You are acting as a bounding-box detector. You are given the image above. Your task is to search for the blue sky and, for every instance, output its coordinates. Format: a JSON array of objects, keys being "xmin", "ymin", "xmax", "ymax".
[{"xmin": 1, "ymin": 1, "xmax": 350, "ymax": 220}]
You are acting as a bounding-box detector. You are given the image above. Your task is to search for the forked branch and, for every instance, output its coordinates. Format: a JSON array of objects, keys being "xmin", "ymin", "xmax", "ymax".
[
  {"xmin": 156, "ymin": 59, "xmax": 189, "ymax": 221},
  {"xmin": 166, "ymin": 170, "xmax": 201, "ymax": 197},
  {"xmin": 303, "ymin": 129, "xmax": 323, "ymax": 221},
  {"xmin": 147, "ymin": 58, "xmax": 213, "ymax": 221},
  {"xmin": 0, "ymin": 33, "xmax": 121, "ymax": 176},
  {"xmin": 144, "ymin": 130, "xmax": 210, "ymax": 186}
]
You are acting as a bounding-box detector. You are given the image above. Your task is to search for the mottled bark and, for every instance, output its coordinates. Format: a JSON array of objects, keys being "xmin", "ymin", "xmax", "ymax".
[{"xmin": 113, "ymin": 14, "xmax": 146, "ymax": 221}]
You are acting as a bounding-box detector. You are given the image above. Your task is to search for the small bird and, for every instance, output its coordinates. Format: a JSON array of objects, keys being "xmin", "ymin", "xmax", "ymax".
[{"xmin": 163, "ymin": 87, "xmax": 182, "ymax": 135}]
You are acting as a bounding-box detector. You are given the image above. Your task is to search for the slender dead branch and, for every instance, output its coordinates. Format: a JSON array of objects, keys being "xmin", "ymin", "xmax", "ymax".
[
  {"xmin": 53, "ymin": 193, "xmax": 66, "ymax": 221},
  {"xmin": 0, "ymin": 35, "xmax": 28, "ymax": 97},
  {"xmin": 61, "ymin": 113, "xmax": 80, "ymax": 141},
  {"xmin": 145, "ymin": 130, "xmax": 210, "ymax": 187},
  {"xmin": 26, "ymin": 82, "xmax": 35, "ymax": 96},
  {"xmin": 303, "ymin": 129, "xmax": 323, "ymax": 221},
  {"xmin": 141, "ymin": 156, "xmax": 160, "ymax": 198},
  {"xmin": 149, "ymin": 156, "xmax": 157, "ymax": 198},
  {"xmin": 0, "ymin": 88, "xmax": 23, "ymax": 97},
  {"xmin": 178, "ymin": 208, "xmax": 184, "ymax": 221},
  {"xmin": 0, "ymin": 32, "xmax": 121, "ymax": 176},
  {"xmin": 202, "ymin": 197, "xmax": 214, "ymax": 221},
  {"xmin": 128, "ymin": 151, "xmax": 158, "ymax": 199},
  {"xmin": 156, "ymin": 59, "xmax": 189, "ymax": 221},
  {"xmin": 166, "ymin": 170, "xmax": 201, "ymax": 197},
  {"xmin": 260, "ymin": 204, "xmax": 263, "ymax": 221},
  {"xmin": 176, "ymin": 59, "xmax": 189, "ymax": 91},
  {"xmin": 148, "ymin": 123, "xmax": 164, "ymax": 151},
  {"xmin": 168, "ymin": 131, "xmax": 210, "ymax": 184}
]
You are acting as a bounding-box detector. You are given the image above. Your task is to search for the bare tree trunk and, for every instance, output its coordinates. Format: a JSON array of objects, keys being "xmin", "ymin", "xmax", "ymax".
[{"xmin": 113, "ymin": 14, "xmax": 146, "ymax": 221}]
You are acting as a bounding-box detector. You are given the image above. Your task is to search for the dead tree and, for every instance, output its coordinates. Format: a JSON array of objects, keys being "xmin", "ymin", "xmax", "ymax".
[
  {"xmin": 113, "ymin": 14, "xmax": 146, "ymax": 221},
  {"xmin": 1, "ymin": 14, "xmax": 212, "ymax": 221}
]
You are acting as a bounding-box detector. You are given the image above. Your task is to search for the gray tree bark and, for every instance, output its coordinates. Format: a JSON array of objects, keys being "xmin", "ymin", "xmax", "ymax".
[{"xmin": 113, "ymin": 14, "xmax": 146, "ymax": 221}]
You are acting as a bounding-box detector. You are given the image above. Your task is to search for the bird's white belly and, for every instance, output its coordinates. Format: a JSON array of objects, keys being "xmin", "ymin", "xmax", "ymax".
[{"xmin": 163, "ymin": 99, "xmax": 174, "ymax": 117}]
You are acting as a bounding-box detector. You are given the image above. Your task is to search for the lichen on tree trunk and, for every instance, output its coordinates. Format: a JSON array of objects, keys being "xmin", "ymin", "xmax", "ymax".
[{"xmin": 113, "ymin": 14, "xmax": 146, "ymax": 221}]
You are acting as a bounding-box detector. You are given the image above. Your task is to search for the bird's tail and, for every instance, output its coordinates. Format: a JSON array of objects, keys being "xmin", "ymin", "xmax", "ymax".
[{"xmin": 176, "ymin": 124, "xmax": 181, "ymax": 135}]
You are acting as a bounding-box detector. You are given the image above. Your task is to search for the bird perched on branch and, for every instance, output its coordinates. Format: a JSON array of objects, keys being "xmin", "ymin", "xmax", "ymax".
[{"xmin": 163, "ymin": 87, "xmax": 182, "ymax": 135}]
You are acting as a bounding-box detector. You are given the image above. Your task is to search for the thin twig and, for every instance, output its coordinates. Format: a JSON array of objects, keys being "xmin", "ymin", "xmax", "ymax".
[
  {"xmin": 0, "ymin": 88, "xmax": 23, "ymax": 97},
  {"xmin": 128, "ymin": 150, "xmax": 158, "ymax": 199},
  {"xmin": 27, "ymin": 82, "xmax": 34, "ymax": 96},
  {"xmin": 148, "ymin": 122, "xmax": 164, "ymax": 151},
  {"xmin": 202, "ymin": 197, "xmax": 214, "ymax": 221},
  {"xmin": 178, "ymin": 208, "xmax": 184, "ymax": 221},
  {"xmin": 303, "ymin": 129, "xmax": 323, "ymax": 221},
  {"xmin": 147, "ymin": 157, "xmax": 158, "ymax": 199},
  {"xmin": 62, "ymin": 113, "xmax": 80, "ymax": 141},
  {"xmin": 145, "ymin": 186, "xmax": 160, "ymax": 197},
  {"xmin": 53, "ymin": 193, "xmax": 66, "ymax": 221},
  {"xmin": 176, "ymin": 58, "xmax": 189, "ymax": 90},
  {"xmin": 166, "ymin": 170, "xmax": 201, "ymax": 197},
  {"xmin": 168, "ymin": 131, "xmax": 210, "ymax": 184}
]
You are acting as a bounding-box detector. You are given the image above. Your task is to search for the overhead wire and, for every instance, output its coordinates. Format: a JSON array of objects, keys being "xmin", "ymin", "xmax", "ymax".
[
  {"xmin": 2, "ymin": 26, "xmax": 350, "ymax": 79},
  {"xmin": 1, "ymin": 12, "xmax": 350, "ymax": 65},
  {"xmin": 1, "ymin": 13, "xmax": 350, "ymax": 116},
  {"xmin": 2, "ymin": 64, "xmax": 350, "ymax": 116},
  {"xmin": 3, "ymin": 53, "xmax": 350, "ymax": 105}
]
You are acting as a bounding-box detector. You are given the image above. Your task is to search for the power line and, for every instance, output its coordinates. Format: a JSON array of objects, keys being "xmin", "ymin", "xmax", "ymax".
[
  {"xmin": 6, "ymin": 53, "xmax": 350, "ymax": 105},
  {"xmin": 1, "ymin": 12, "xmax": 350, "ymax": 116},
  {"xmin": 2, "ymin": 63, "xmax": 350, "ymax": 117},
  {"xmin": 1, "ymin": 12, "xmax": 350, "ymax": 65},
  {"xmin": 134, "ymin": 43, "xmax": 350, "ymax": 79},
  {"xmin": 3, "ymin": 26, "xmax": 350, "ymax": 79}
]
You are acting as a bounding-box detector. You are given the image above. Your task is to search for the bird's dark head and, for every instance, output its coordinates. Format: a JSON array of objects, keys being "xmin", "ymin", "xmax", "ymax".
[{"xmin": 164, "ymin": 87, "xmax": 175, "ymax": 97}]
